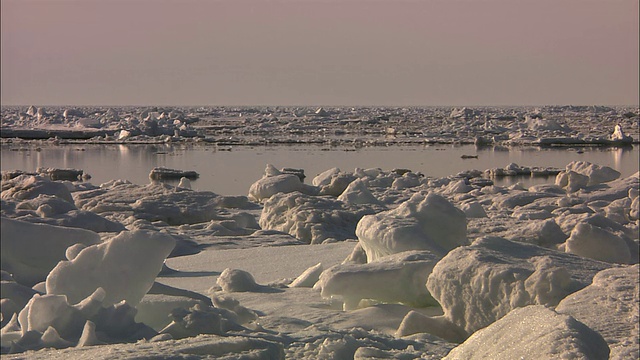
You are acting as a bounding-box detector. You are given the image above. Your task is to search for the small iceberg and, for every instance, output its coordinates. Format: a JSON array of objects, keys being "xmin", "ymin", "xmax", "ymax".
[{"xmin": 149, "ymin": 167, "xmax": 199, "ymax": 180}]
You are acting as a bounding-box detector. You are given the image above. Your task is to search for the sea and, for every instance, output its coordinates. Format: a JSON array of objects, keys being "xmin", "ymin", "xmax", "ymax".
[{"xmin": 1, "ymin": 143, "xmax": 638, "ymax": 196}]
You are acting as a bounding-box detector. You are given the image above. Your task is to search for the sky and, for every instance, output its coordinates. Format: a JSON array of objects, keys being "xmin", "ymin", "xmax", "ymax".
[{"xmin": 1, "ymin": 0, "xmax": 638, "ymax": 106}]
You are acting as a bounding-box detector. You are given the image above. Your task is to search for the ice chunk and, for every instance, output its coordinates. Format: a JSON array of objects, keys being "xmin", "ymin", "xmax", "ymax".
[
  {"xmin": 312, "ymin": 167, "xmax": 341, "ymax": 187},
  {"xmin": 248, "ymin": 174, "xmax": 304, "ymax": 202},
  {"xmin": 260, "ymin": 192, "xmax": 381, "ymax": 244},
  {"xmin": 211, "ymin": 295, "xmax": 258, "ymax": 324},
  {"xmin": 603, "ymin": 197, "xmax": 633, "ymax": 224},
  {"xmin": 74, "ymin": 182, "xmax": 255, "ymax": 227},
  {"xmin": 131, "ymin": 188, "xmax": 254, "ymax": 225},
  {"xmin": 9, "ymin": 194, "xmax": 125, "ymax": 232},
  {"xmin": 450, "ymin": 107, "xmax": 475, "ymax": 119},
  {"xmin": 391, "ymin": 172, "xmax": 422, "ymax": 190},
  {"xmin": 503, "ymin": 219, "xmax": 568, "ymax": 248},
  {"xmin": 337, "ymin": 178, "xmax": 381, "ymax": 205},
  {"xmin": 65, "ymin": 243, "xmax": 87, "ymax": 261},
  {"xmin": 527, "ymin": 117, "xmax": 569, "ymax": 131},
  {"xmin": 89, "ymin": 300, "xmax": 157, "ymax": 342},
  {"xmin": 610, "ymin": 124, "xmax": 633, "ymax": 143},
  {"xmin": 426, "ymin": 236, "xmax": 611, "ymax": 334},
  {"xmin": 396, "ymin": 312, "xmax": 467, "ymax": 343},
  {"xmin": 76, "ymin": 320, "xmax": 105, "ymax": 347},
  {"xmin": 1, "ymin": 218, "xmax": 101, "ymax": 286},
  {"xmin": 136, "ymin": 294, "xmax": 205, "ymax": 331},
  {"xmin": 565, "ymin": 222, "xmax": 636, "ymax": 264},
  {"xmin": 18, "ymin": 294, "xmax": 86, "ymax": 340},
  {"xmin": 1, "ymin": 298, "xmax": 22, "ymax": 328},
  {"xmin": 16, "ymin": 194, "xmax": 76, "ymax": 213},
  {"xmin": 12, "ymin": 287, "xmax": 105, "ymax": 346},
  {"xmin": 443, "ymin": 179, "xmax": 473, "ymax": 194},
  {"xmin": 217, "ymin": 268, "xmax": 259, "ymax": 292},
  {"xmin": 1, "ymin": 175, "xmax": 74, "ymax": 203},
  {"xmin": 1, "ymin": 281, "xmax": 39, "ymax": 319},
  {"xmin": 0, "ymin": 314, "xmax": 22, "ymax": 348},
  {"xmin": 40, "ymin": 326, "xmax": 74, "ymax": 349},
  {"xmin": 159, "ymin": 303, "xmax": 245, "ymax": 339},
  {"xmin": 289, "ymin": 262, "xmax": 324, "ymax": 288},
  {"xmin": 37, "ymin": 167, "xmax": 87, "ymax": 182},
  {"xmin": 443, "ymin": 306, "xmax": 609, "ymax": 360},
  {"xmin": 343, "ymin": 242, "xmax": 368, "ymax": 264},
  {"xmin": 510, "ymin": 207, "xmax": 553, "ymax": 220},
  {"xmin": 565, "ymin": 160, "xmax": 621, "ymax": 186},
  {"xmin": 555, "ymin": 170, "xmax": 589, "ymax": 192},
  {"xmin": 315, "ymin": 251, "xmax": 440, "ymax": 310},
  {"xmin": 46, "ymin": 230, "xmax": 176, "ymax": 307},
  {"xmin": 356, "ymin": 193, "xmax": 467, "ymax": 261},
  {"xmin": 459, "ymin": 201, "xmax": 487, "ymax": 218},
  {"xmin": 556, "ymin": 213, "xmax": 634, "ymax": 239},
  {"xmin": 26, "ymin": 105, "xmax": 37, "ymax": 116},
  {"xmin": 149, "ymin": 167, "xmax": 199, "ymax": 180},
  {"xmin": 319, "ymin": 173, "xmax": 357, "ymax": 196},
  {"xmin": 264, "ymin": 163, "xmax": 282, "ymax": 176},
  {"xmin": 491, "ymin": 191, "xmax": 559, "ymax": 209},
  {"xmin": 556, "ymin": 265, "xmax": 639, "ymax": 360},
  {"xmin": 631, "ymin": 190, "xmax": 639, "ymax": 221},
  {"xmin": 177, "ymin": 177, "xmax": 191, "ymax": 189}
]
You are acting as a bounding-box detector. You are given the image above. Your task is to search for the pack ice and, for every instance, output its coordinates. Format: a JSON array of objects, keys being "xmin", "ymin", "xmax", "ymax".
[{"xmin": 1, "ymin": 158, "xmax": 639, "ymax": 358}]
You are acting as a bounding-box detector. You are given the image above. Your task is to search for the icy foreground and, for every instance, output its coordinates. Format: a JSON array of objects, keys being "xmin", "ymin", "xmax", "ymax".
[
  {"xmin": 443, "ymin": 305, "xmax": 610, "ymax": 360},
  {"xmin": 1, "ymin": 159, "xmax": 639, "ymax": 358}
]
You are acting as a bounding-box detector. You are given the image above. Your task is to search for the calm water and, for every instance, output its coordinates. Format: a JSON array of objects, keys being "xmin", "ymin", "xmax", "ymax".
[{"xmin": 1, "ymin": 144, "xmax": 638, "ymax": 196}]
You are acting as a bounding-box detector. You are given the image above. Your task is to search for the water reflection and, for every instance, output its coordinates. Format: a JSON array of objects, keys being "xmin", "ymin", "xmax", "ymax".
[
  {"xmin": 1, "ymin": 144, "xmax": 638, "ymax": 196},
  {"xmin": 613, "ymin": 147, "xmax": 623, "ymax": 171}
]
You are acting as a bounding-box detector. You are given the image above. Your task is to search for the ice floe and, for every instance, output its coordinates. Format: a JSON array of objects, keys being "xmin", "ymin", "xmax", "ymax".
[
  {"xmin": 1, "ymin": 155, "xmax": 639, "ymax": 358},
  {"xmin": 2, "ymin": 105, "xmax": 637, "ymax": 147}
]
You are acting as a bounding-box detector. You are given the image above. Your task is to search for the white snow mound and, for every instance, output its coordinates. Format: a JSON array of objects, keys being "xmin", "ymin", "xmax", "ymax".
[
  {"xmin": 249, "ymin": 174, "xmax": 304, "ymax": 202},
  {"xmin": 260, "ymin": 192, "xmax": 381, "ymax": 244},
  {"xmin": 426, "ymin": 236, "xmax": 611, "ymax": 335},
  {"xmin": 565, "ymin": 222, "xmax": 636, "ymax": 264},
  {"xmin": 315, "ymin": 251, "xmax": 441, "ymax": 310},
  {"xmin": 46, "ymin": 230, "xmax": 176, "ymax": 307},
  {"xmin": 556, "ymin": 265, "xmax": 639, "ymax": 360},
  {"xmin": 1, "ymin": 218, "xmax": 101, "ymax": 286},
  {"xmin": 356, "ymin": 192, "xmax": 467, "ymax": 261},
  {"xmin": 565, "ymin": 160, "xmax": 621, "ymax": 186},
  {"xmin": 443, "ymin": 305, "xmax": 610, "ymax": 360}
]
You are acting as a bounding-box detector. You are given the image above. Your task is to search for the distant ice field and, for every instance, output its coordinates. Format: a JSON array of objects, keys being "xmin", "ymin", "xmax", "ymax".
[{"xmin": 1, "ymin": 143, "xmax": 637, "ymax": 195}]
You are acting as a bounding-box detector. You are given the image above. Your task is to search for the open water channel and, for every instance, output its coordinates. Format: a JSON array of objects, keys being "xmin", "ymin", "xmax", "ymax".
[{"xmin": 1, "ymin": 144, "xmax": 638, "ymax": 196}]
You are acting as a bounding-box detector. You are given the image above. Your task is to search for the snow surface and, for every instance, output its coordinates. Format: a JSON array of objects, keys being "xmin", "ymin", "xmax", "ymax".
[
  {"xmin": 556, "ymin": 265, "xmax": 639, "ymax": 360},
  {"xmin": 1, "ymin": 145, "xmax": 639, "ymax": 358},
  {"xmin": 443, "ymin": 305, "xmax": 610, "ymax": 360}
]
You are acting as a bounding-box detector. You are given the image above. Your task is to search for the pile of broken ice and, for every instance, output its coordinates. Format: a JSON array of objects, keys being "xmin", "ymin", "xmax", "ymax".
[
  {"xmin": 1, "ymin": 159, "xmax": 638, "ymax": 358},
  {"xmin": 2, "ymin": 105, "xmax": 638, "ymax": 148}
]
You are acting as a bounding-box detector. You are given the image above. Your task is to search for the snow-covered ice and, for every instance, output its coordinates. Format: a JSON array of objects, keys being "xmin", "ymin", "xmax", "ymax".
[
  {"xmin": 315, "ymin": 250, "xmax": 441, "ymax": 310},
  {"xmin": 356, "ymin": 192, "xmax": 467, "ymax": 261},
  {"xmin": 443, "ymin": 305, "xmax": 610, "ymax": 359},
  {"xmin": 45, "ymin": 230, "xmax": 175, "ymax": 307},
  {"xmin": 556, "ymin": 265, "xmax": 639, "ymax": 359},
  {"xmin": 1, "ymin": 110, "xmax": 639, "ymax": 360},
  {"xmin": 1, "ymin": 218, "xmax": 101, "ymax": 286}
]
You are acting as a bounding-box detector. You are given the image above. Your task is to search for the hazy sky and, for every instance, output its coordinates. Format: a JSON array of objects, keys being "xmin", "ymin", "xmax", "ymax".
[{"xmin": 1, "ymin": 0, "xmax": 638, "ymax": 106}]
